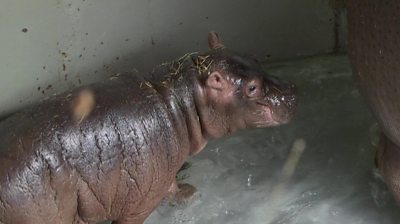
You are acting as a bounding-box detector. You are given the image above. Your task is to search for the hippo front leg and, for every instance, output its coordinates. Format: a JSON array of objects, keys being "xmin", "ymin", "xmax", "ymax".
[
  {"xmin": 166, "ymin": 180, "xmax": 198, "ymax": 205},
  {"xmin": 111, "ymin": 210, "xmax": 151, "ymax": 224},
  {"xmin": 110, "ymin": 181, "xmax": 197, "ymax": 224},
  {"xmin": 112, "ymin": 218, "xmax": 145, "ymax": 224}
]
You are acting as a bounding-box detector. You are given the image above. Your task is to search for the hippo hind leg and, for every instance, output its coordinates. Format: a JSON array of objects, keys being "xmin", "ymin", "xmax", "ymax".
[{"xmin": 376, "ymin": 134, "xmax": 400, "ymax": 202}]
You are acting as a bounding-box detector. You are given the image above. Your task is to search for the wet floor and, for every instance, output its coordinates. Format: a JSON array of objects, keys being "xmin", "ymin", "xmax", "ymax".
[{"xmin": 146, "ymin": 54, "xmax": 400, "ymax": 224}]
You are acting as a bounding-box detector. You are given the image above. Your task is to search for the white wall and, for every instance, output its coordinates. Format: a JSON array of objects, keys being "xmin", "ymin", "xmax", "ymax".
[{"xmin": 0, "ymin": 0, "xmax": 340, "ymax": 116}]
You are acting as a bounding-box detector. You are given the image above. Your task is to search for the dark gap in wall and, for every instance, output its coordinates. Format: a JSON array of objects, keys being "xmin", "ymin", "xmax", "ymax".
[
  {"xmin": 333, "ymin": 8, "xmax": 341, "ymax": 54},
  {"xmin": 329, "ymin": 0, "xmax": 346, "ymax": 54}
]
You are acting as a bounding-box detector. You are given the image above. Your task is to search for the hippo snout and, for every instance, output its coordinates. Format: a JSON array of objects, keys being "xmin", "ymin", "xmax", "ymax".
[
  {"xmin": 263, "ymin": 76, "xmax": 298, "ymax": 124},
  {"xmin": 279, "ymin": 81, "xmax": 297, "ymax": 112}
]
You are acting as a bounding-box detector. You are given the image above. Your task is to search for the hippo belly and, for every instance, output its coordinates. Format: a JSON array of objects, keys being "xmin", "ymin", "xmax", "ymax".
[{"xmin": 347, "ymin": 0, "xmax": 400, "ymax": 201}]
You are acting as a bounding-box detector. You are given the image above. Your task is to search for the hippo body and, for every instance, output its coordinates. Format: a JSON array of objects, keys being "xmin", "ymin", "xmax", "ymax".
[
  {"xmin": 0, "ymin": 73, "xmax": 189, "ymax": 224},
  {"xmin": 0, "ymin": 33, "xmax": 297, "ymax": 224},
  {"xmin": 347, "ymin": 0, "xmax": 400, "ymax": 201}
]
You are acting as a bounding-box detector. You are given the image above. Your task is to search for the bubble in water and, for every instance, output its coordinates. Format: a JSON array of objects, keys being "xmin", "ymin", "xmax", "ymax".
[{"xmin": 247, "ymin": 174, "xmax": 253, "ymax": 187}]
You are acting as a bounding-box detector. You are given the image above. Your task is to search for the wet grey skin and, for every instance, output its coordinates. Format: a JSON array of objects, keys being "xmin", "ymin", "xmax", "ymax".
[{"xmin": 0, "ymin": 32, "xmax": 297, "ymax": 224}]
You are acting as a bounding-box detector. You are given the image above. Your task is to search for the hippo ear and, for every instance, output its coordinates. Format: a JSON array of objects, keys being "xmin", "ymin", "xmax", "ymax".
[
  {"xmin": 208, "ymin": 31, "xmax": 225, "ymax": 49},
  {"xmin": 206, "ymin": 71, "xmax": 227, "ymax": 90}
]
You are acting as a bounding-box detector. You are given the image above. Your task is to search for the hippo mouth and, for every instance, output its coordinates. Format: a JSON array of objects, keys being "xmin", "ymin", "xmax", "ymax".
[{"xmin": 255, "ymin": 101, "xmax": 281, "ymax": 126}]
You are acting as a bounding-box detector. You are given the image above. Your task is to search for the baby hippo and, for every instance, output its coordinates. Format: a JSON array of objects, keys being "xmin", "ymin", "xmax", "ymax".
[{"xmin": 0, "ymin": 32, "xmax": 297, "ymax": 224}]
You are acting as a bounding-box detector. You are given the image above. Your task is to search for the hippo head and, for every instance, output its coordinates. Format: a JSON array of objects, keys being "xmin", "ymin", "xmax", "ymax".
[{"xmin": 193, "ymin": 32, "xmax": 297, "ymax": 139}]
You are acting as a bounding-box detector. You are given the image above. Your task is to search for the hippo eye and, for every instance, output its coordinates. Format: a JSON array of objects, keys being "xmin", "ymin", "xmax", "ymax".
[
  {"xmin": 245, "ymin": 81, "xmax": 262, "ymax": 98},
  {"xmin": 249, "ymin": 86, "xmax": 257, "ymax": 92}
]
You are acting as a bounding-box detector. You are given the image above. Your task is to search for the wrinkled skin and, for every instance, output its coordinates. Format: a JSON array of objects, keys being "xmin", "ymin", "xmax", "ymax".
[
  {"xmin": 347, "ymin": 1, "xmax": 400, "ymax": 202},
  {"xmin": 0, "ymin": 32, "xmax": 297, "ymax": 224}
]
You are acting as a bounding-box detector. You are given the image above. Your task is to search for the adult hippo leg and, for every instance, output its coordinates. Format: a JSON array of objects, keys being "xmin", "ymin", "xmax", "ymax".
[
  {"xmin": 376, "ymin": 135, "xmax": 400, "ymax": 201},
  {"xmin": 347, "ymin": 0, "xmax": 400, "ymax": 201}
]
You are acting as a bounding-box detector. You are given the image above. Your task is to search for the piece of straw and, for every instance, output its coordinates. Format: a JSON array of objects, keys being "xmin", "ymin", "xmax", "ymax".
[{"xmin": 265, "ymin": 138, "xmax": 306, "ymax": 223}]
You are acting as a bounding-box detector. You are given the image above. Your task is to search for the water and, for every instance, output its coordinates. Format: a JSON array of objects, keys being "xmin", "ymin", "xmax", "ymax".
[{"xmin": 145, "ymin": 54, "xmax": 400, "ymax": 224}]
